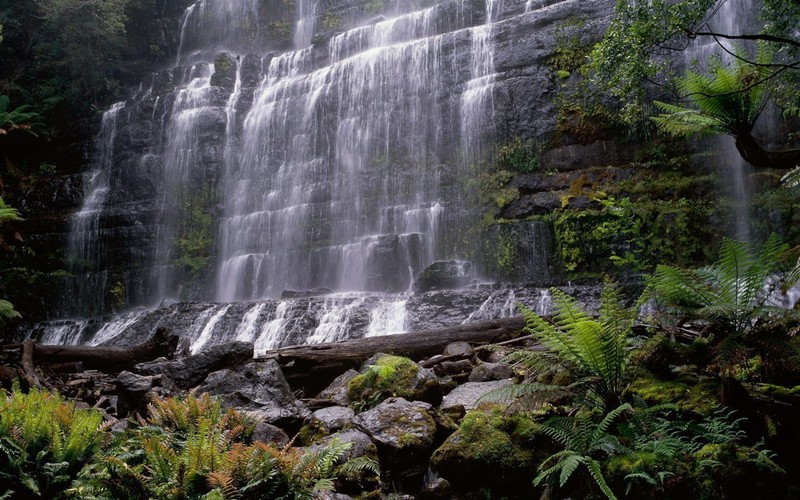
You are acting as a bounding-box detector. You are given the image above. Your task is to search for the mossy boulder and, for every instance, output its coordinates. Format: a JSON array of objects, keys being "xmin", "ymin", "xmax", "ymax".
[
  {"xmin": 353, "ymin": 397, "xmax": 441, "ymax": 492},
  {"xmin": 630, "ymin": 372, "xmax": 721, "ymax": 416},
  {"xmin": 347, "ymin": 355, "xmax": 441, "ymax": 410},
  {"xmin": 692, "ymin": 442, "xmax": 787, "ymax": 499},
  {"xmin": 430, "ymin": 407, "xmax": 541, "ymax": 497}
]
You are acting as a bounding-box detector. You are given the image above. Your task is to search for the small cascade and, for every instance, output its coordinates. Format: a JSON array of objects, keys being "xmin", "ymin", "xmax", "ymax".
[
  {"xmin": 686, "ymin": 0, "xmax": 757, "ymax": 241},
  {"xmin": 65, "ymin": 102, "xmax": 125, "ymax": 317},
  {"xmin": 254, "ymin": 301, "xmax": 290, "ymax": 355},
  {"xmin": 460, "ymin": 0, "xmax": 503, "ymax": 163},
  {"xmin": 234, "ymin": 303, "xmax": 267, "ymax": 342},
  {"xmin": 307, "ymin": 296, "xmax": 367, "ymax": 344},
  {"xmin": 87, "ymin": 310, "xmax": 150, "ymax": 347},
  {"xmin": 294, "ymin": 0, "xmax": 318, "ymax": 49},
  {"xmin": 366, "ymin": 298, "xmax": 409, "ymax": 337},
  {"xmin": 190, "ymin": 304, "xmax": 231, "ymax": 354}
]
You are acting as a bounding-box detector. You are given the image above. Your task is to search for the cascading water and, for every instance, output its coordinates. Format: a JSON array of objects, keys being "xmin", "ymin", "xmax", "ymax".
[
  {"xmin": 50, "ymin": 0, "xmax": 593, "ymax": 351},
  {"xmin": 687, "ymin": 0, "xmax": 758, "ymax": 241}
]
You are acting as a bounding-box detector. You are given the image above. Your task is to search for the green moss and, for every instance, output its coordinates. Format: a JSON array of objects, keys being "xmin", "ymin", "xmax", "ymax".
[
  {"xmin": 431, "ymin": 407, "xmax": 540, "ymax": 496},
  {"xmin": 347, "ymin": 355, "xmax": 420, "ymax": 411},
  {"xmin": 630, "ymin": 373, "xmax": 720, "ymax": 416}
]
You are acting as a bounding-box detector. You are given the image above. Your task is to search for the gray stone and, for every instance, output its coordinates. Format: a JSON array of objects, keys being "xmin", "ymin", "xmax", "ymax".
[
  {"xmin": 196, "ymin": 360, "xmax": 308, "ymax": 428},
  {"xmin": 354, "ymin": 397, "xmax": 440, "ymax": 489},
  {"xmin": 442, "ymin": 341, "xmax": 474, "ymax": 357},
  {"xmin": 135, "ymin": 341, "xmax": 254, "ymax": 389},
  {"xmin": 468, "ymin": 362, "xmax": 514, "ymax": 382},
  {"xmin": 316, "ymin": 368, "xmax": 359, "ymax": 405},
  {"xmin": 311, "ymin": 406, "xmax": 355, "ymax": 434},
  {"xmin": 440, "ymin": 380, "xmax": 512, "ymax": 412},
  {"xmin": 245, "ymin": 413, "xmax": 290, "ymax": 447},
  {"xmin": 210, "ymin": 52, "xmax": 237, "ymax": 90},
  {"xmin": 413, "ymin": 260, "xmax": 474, "ymax": 293},
  {"xmin": 419, "ymin": 478, "xmax": 452, "ymax": 500}
]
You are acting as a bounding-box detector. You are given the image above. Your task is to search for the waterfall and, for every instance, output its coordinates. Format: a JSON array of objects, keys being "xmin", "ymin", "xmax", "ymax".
[
  {"xmin": 65, "ymin": 102, "xmax": 125, "ymax": 317},
  {"xmin": 55, "ymin": 0, "xmax": 587, "ymax": 350},
  {"xmin": 686, "ymin": 0, "xmax": 758, "ymax": 241}
]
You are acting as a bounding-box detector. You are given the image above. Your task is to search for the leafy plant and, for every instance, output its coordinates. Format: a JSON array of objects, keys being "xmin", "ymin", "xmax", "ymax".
[
  {"xmin": 0, "ymin": 95, "xmax": 45, "ymax": 137},
  {"xmin": 647, "ymin": 234, "xmax": 800, "ymax": 372},
  {"xmin": 534, "ymin": 403, "xmax": 632, "ymax": 499},
  {"xmin": 519, "ymin": 283, "xmax": 637, "ymax": 409},
  {"xmin": 0, "ymin": 384, "xmax": 106, "ymax": 499}
]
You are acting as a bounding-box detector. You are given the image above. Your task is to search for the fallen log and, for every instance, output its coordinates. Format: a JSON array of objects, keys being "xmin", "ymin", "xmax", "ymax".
[
  {"xmin": 262, "ymin": 317, "xmax": 526, "ymax": 395},
  {"xmin": 3, "ymin": 328, "xmax": 179, "ymax": 374}
]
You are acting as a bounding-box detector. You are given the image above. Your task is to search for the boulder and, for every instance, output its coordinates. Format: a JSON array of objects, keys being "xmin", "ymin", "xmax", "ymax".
[
  {"xmin": 419, "ymin": 478, "xmax": 452, "ymax": 500},
  {"xmin": 317, "ymin": 369, "xmax": 359, "ymax": 405},
  {"xmin": 195, "ymin": 360, "xmax": 308, "ymax": 429},
  {"xmin": 413, "ymin": 260, "xmax": 473, "ymax": 293},
  {"xmin": 246, "ymin": 415, "xmax": 290, "ymax": 447},
  {"xmin": 440, "ymin": 380, "xmax": 512, "ymax": 413},
  {"xmin": 354, "ymin": 397, "xmax": 441, "ymax": 491},
  {"xmin": 431, "ymin": 409, "xmax": 540, "ymax": 496},
  {"xmin": 135, "ymin": 341, "xmax": 254, "ymax": 389},
  {"xmin": 442, "ymin": 341, "xmax": 474, "ymax": 357},
  {"xmin": 311, "ymin": 406, "xmax": 355, "ymax": 434},
  {"xmin": 468, "ymin": 362, "xmax": 514, "ymax": 382},
  {"xmin": 210, "ymin": 52, "xmax": 236, "ymax": 90},
  {"xmin": 348, "ymin": 355, "xmax": 442, "ymax": 407},
  {"xmin": 115, "ymin": 371, "xmax": 165, "ymax": 418}
]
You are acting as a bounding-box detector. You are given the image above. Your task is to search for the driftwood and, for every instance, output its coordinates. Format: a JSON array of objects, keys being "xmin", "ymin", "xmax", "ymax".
[
  {"xmin": 21, "ymin": 340, "xmax": 44, "ymax": 389},
  {"xmin": 263, "ymin": 317, "xmax": 526, "ymax": 394},
  {"xmin": 3, "ymin": 328, "xmax": 178, "ymax": 374}
]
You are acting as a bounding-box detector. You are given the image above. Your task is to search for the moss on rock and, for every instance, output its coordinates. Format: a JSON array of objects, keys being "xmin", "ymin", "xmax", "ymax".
[
  {"xmin": 431, "ymin": 407, "xmax": 540, "ymax": 496},
  {"xmin": 347, "ymin": 355, "xmax": 440, "ymax": 410}
]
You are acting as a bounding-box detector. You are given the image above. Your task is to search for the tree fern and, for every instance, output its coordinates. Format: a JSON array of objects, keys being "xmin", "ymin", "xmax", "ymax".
[
  {"xmin": 648, "ymin": 234, "xmax": 799, "ymax": 370},
  {"xmin": 652, "ymin": 47, "xmax": 770, "ymax": 139},
  {"xmin": 519, "ymin": 282, "xmax": 636, "ymax": 409}
]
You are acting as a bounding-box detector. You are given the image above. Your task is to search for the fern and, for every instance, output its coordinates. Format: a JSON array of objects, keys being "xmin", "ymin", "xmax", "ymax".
[
  {"xmin": 648, "ymin": 234, "xmax": 799, "ymax": 372},
  {"xmin": 533, "ymin": 403, "xmax": 632, "ymax": 499},
  {"xmin": 652, "ymin": 47, "xmax": 770, "ymax": 139},
  {"xmin": 519, "ymin": 282, "xmax": 636, "ymax": 409}
]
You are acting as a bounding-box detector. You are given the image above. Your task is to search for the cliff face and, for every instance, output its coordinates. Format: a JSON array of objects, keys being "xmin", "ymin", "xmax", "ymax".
[{"xmin": 32, "ymin": 0, "xmax": 613, "ymax": 319}]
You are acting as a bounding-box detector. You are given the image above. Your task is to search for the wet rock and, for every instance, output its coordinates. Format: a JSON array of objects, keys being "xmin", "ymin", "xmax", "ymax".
[
  {"xmin": 196, "ymin": 360, "xmax": 308, "ymax": 429},
  {"xmin": 135, "ymin": 341, "xmax": 254, "ymax": 389},
  {"xmin": 419, "ymin": 478, "xmax": 452, "ymax": 500},
  {"xmin": 240, "ymin": 53, "xmax": 263, "ymax": 87},
  {"xmin": 443, "ymin": 341, "xmax": 474, "ymax": 357},
  {"xmin": 354, "ymin": 397, "xmax": 440, "ymax": 492},
  {"xmin": 349, "ymin": 355, "xmax": 442, "ymax": 407},
  {"xmin": 311, "ymin": 406, "xmax": 355, "ymax": 434},
  {"xmin": 210, "ymin": 52, "xmax": 237, "ymax": 90},
  {"xmin": 316, "ymin": 369, "xmax": 359, "ymax": 406},
  {"xmin": 245, "ymin": 413, "xmax": 290, "ymax": 447},
  {"xmin": 469, "ymin": 362, "xmax": 514, "ymax": 382},
  {"xmin": 431, "ymin": 409, "xmax": 539, "ymax": 497},
  {"xmin": 115, "ymin": 371, "xmax": 159, "ymax": 417},
  {"xmin": 499, "ymin": 191, "xmax": 562, "ymax": 218},
  {"xmin": 440, "ymin": 380, "xmax": 512, "ymax": 413},
  {"xmin": 413, "ymin": 260, "xmax": 474, "ymax": 294}
]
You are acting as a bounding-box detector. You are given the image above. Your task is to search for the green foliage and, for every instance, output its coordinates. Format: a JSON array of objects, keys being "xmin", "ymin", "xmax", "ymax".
[
  {"xmin": 520, "ymin": 283, "xmax": 636, "ymax": 409},
  {"xmin": 533, "ymin": 404, "xmax": 632, "ymax": 500},
  {"xmin": 71, "ymin": 392, "xmax": 351, "ymax": 499},
  {"xmin": 497, "ymin": 138, "xmax": 540, "ymax": 174},
  {"xmin": 176, "ymin": 188, "xmax": 217, "ymax": 281},
  {"xmin": 0, "ymin": 95, "xmax": 46, "ymax": 137},
  {"xmin": 347, "ymin": 355, "xmax": 420, "ymax": 411},
  {"xmin": 0, "ymin": 385, "xmax": 106, "ymax": 499},
  {"xmin": 652, "ymin": 48, "xmax": 771, "ymax": 139},
  {"xmin": 552, "ymin": 191, "xmax": 724, "ymax": 275},
  {"xmin": 647, "ymin": 234, "xmax": 800, "ymax": 372}
]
